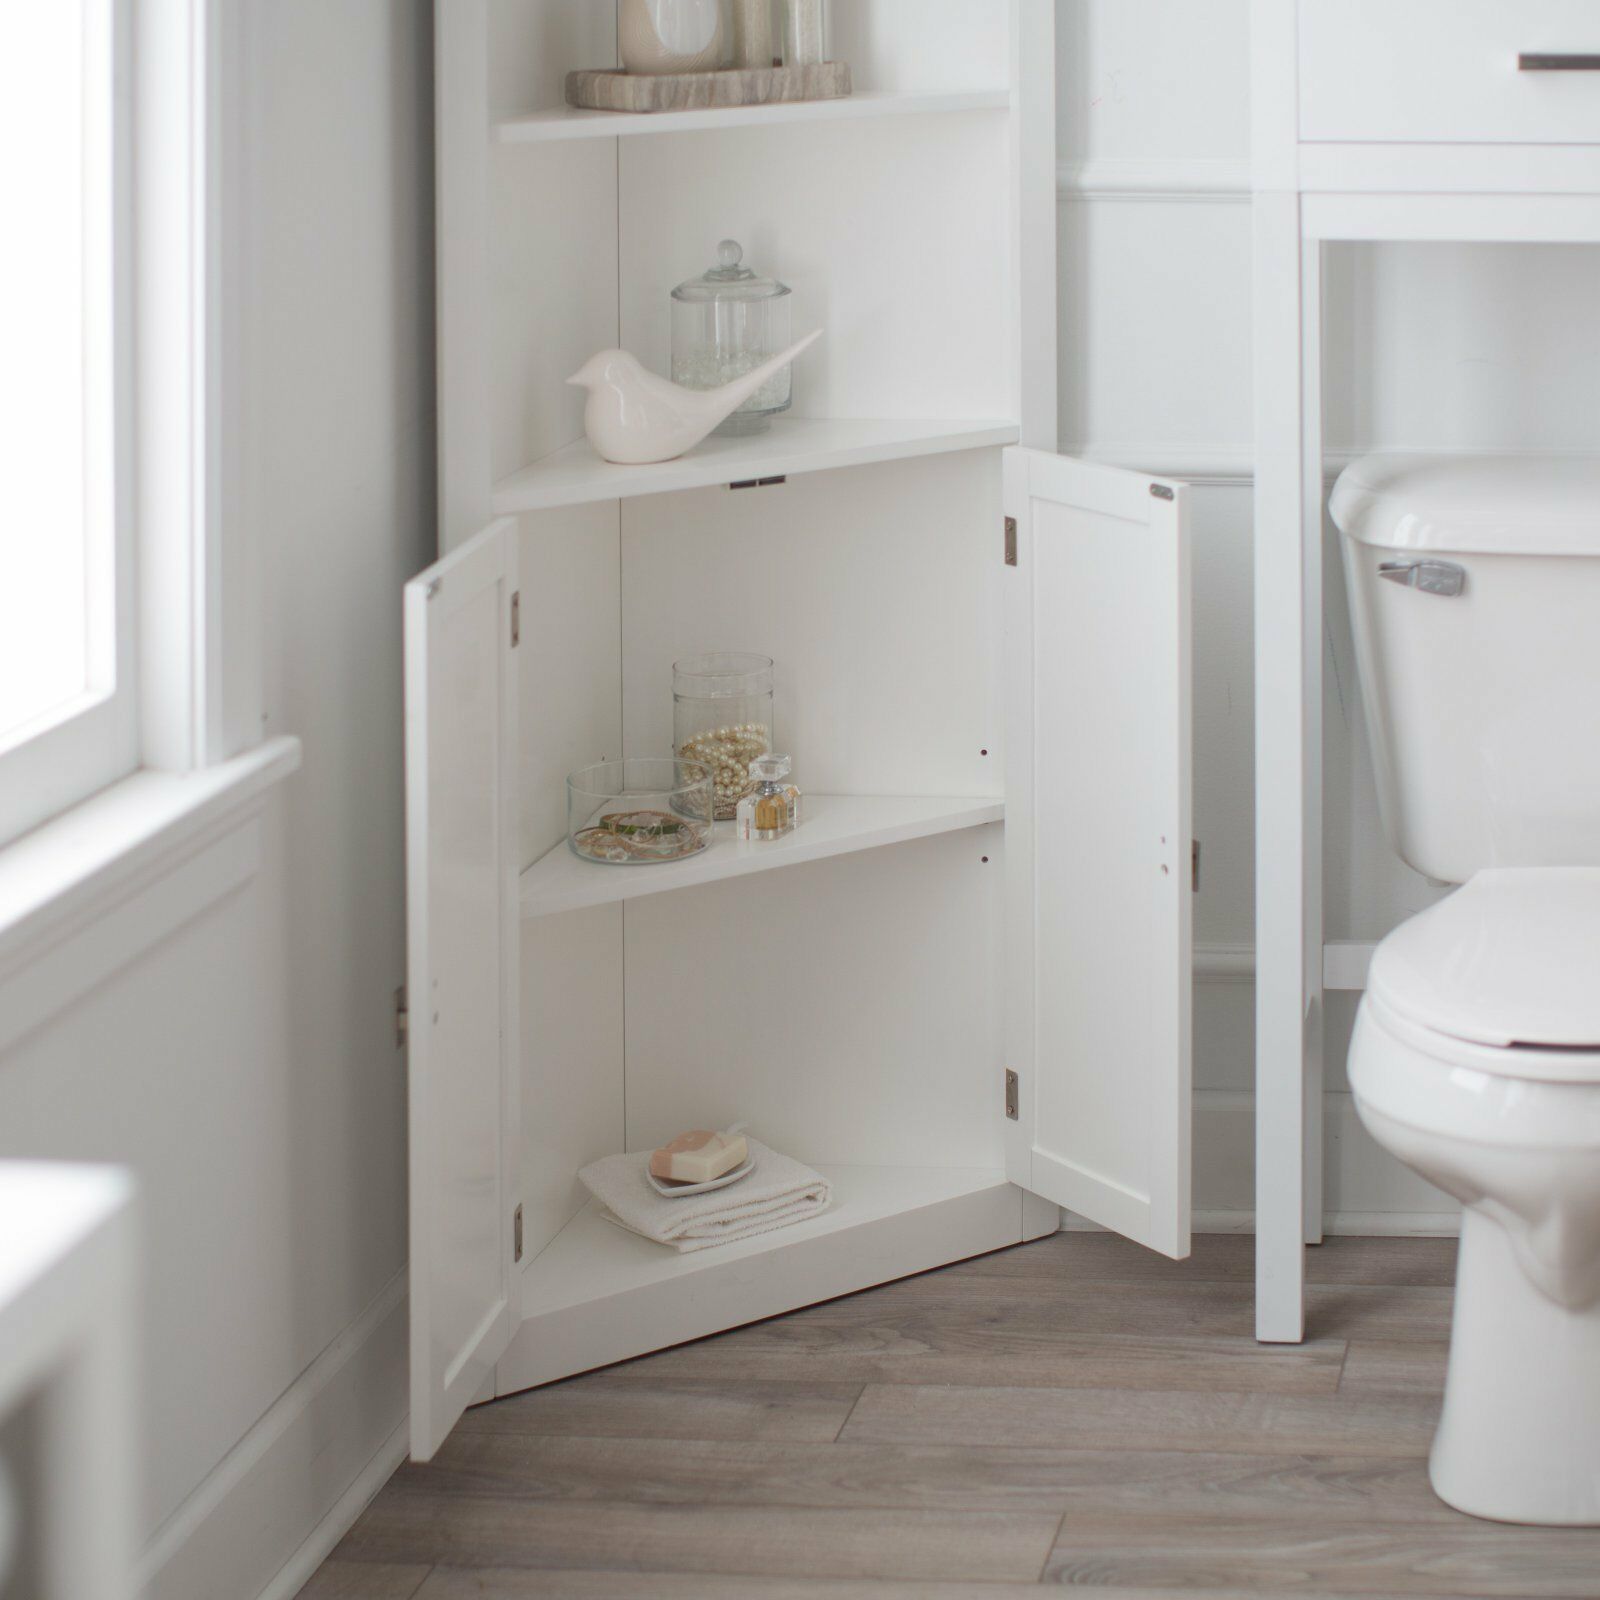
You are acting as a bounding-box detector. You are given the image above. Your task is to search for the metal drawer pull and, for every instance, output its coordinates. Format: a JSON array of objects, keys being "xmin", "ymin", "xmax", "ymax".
[
  {"xmin": 1379, "ymin": 559, "xmax": 1466, "ymax": 598},
  {"xmin": 1518, "ymin": 53, "xmax": 1600, "ymax": 71}
]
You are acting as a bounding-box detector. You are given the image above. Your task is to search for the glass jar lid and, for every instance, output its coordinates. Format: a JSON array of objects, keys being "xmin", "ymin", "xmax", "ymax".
[{"xmin": 671, "ymin": 240, "xmax": 791, "ymax": 305}]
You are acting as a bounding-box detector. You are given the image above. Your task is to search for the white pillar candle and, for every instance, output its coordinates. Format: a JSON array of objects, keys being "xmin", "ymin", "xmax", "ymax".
[
  {"xmin": 733, "ymin": 0, "xmax": 774, "ymax": 69},
  {"xmin": 619, "ymin": 0, "xmax": 726, "ymax": 75}
]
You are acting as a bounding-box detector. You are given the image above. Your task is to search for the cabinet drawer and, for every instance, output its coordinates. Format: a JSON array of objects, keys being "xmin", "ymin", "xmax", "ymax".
[{"xmin": 1299, "ymin": 0, "xmax": 1600, "ymax": 145}]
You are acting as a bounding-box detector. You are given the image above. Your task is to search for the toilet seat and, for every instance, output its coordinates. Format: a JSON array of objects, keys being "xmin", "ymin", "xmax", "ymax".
[{"xmin": 1367, "ymin": 868, "xmax": 1600, "ymax": 1085}]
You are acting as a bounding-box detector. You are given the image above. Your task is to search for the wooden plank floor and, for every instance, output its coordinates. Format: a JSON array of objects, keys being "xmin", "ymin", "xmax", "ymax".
[{"xmin": 298, "ymin": 1233, "xmax": 1600, "ymax": 1599}]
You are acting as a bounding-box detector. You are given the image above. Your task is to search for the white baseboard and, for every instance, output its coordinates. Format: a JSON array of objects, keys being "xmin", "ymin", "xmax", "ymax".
[
  {"xmin": 255, "ymin": 1417, "xmax": 410, "ymax": 1600},
  {"xmin": 139, "ymin": 1268, "xmax": 408, "ymax": 1600},
  {"xmin": 1056, "ymin": 1088, "xmax": 1461, "ymax": 1241},
  {"xmin": 1065, "ymin": 1209, "xmax": 1459, "ymax": 1238}
]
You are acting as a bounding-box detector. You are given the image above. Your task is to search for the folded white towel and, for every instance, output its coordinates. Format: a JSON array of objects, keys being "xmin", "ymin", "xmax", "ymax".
[{"xmin": 579, "ymin": 1138, "xmax": 831, "ymax": 1253}]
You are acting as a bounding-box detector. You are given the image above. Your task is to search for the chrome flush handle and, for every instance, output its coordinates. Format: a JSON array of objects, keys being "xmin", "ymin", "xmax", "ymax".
[{"xmin": 1379, "ymin": 559, "xmax": 1467, "ymax": 597}]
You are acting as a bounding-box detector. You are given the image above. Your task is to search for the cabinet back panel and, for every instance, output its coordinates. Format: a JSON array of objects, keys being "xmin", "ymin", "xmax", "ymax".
[
  {"xmin": 521, "ymin": 904, "xmax": 625, "ymax": 1263},
  {"xmin": 619, "ymin": 116, "xmax": 1012, "ymax": 422},
  {"xmin": 1322, "ymin": 241, "xmax": 1600, "ymax": 456},
  {"xmin": 488, "ymin": 0, "xmax": 615, "ymax": 118},
  {"xmin": 517, "ymin": 505, "xmax": 623, "ymax": 868},
  {"xmin": 492, "ymin": 141, "xmax": 619, "ymax": 479},
  {"xmin": 623, "ymin": 825, "xmax": 1004, "ymax": 1169},
  {"xmin": 829, "ymin": 0, "xmax": 1009, "ymax": 94},
  {"xmin": 620, "ymin": 452, "xmax": 1003, "ymax": 797}
]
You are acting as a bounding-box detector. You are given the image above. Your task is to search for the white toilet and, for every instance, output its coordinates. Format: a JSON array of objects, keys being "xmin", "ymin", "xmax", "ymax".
[{"xmin": 1332, "ymin": 453, "xmax": 1600, "ymax": 1527}]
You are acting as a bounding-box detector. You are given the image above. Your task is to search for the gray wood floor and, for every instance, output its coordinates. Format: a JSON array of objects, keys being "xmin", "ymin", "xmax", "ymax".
[{"xmin": 298, "ymin": 1232, "xmax": 1600, "ymax": 1599}]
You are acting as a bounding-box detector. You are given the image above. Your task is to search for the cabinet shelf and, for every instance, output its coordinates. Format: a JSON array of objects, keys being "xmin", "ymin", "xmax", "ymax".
[
  {"xmin": 496, "ymin": 88, "xmax": 1012, "ymax": 145},
  {"xmin": 491, "ymin": 417, "xmax": 1020, "ymax": 512},
  {"xmin": 521, "ymin": 794, "xmax": 1003, "ymax": 919},
  {"xmin": 496, "ymin": 1164, "xmax": 1023, "ymax": 1391}
]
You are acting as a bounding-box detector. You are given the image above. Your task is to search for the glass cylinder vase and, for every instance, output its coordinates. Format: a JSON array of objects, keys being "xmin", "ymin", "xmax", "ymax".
[
  {"xmin": 673, "ymin": 653, "xmax": 775, "ymax": 821},
  {"xmin": 781, "ymin": 0, "xmax": 828, "ymax": 66}
]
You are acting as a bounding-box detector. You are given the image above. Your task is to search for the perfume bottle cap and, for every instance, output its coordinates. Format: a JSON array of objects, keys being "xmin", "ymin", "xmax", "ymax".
[{"xmin": 749, "ymin": 753, "xmax": 792, "ymax": 782}]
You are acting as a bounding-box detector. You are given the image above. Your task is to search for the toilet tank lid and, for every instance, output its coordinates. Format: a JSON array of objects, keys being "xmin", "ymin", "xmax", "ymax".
[
  {"xmin": 1370, "ymin": 870, "xmax": 1600, "ymax": 1053},
  {"xmin": 1331, "ymin": 453, "xmax": 1600, "ymax": 557}
]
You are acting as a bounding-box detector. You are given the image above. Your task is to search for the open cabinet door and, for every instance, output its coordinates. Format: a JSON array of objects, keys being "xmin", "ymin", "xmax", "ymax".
[
  {"xmin": 1003, "ymin": 449, "xmax": 1192, "ymax": 1258},
  {"xmin": 404, "ymin": 516, "xmax": 520, "ymax": 1460}
]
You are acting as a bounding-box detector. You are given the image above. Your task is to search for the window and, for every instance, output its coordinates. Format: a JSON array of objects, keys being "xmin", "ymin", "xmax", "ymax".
[{"xmin": 0, "ymin": 0, "xmax": 136, "ymax": 847}]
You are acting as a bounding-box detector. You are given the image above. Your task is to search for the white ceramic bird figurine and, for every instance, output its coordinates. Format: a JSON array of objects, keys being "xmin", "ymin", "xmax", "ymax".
[{"xmin": 568, "ymin": 329, "xmax": 823, "ymax": 465}]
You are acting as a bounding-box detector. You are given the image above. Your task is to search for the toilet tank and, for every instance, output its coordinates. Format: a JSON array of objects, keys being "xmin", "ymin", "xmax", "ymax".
[{"xmin": 1331, "ymin": 454, "xmax": 1600, "ymax": 885}]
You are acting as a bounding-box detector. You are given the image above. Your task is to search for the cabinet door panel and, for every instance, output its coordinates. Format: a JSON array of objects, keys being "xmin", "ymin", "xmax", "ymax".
[
  {"xmin": 404, "ymin": 516, "xmax": 520, "ymax": 1460},
  {"xmin": 1003, "ymin": 449, "xmax": 1192, "ymax": 1259}
]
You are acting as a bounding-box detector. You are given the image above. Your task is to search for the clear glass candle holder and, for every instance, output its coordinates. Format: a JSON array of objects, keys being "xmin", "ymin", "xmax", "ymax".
[
  {"xmin": 567, "ymin": 758, "xmax": 714, "ymax": 866},
  {"xmin": 673, "ymin": 653, "xmax": 775, "ymax": 820}
]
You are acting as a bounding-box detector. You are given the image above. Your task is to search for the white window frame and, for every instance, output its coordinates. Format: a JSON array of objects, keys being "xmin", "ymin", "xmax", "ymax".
[
  {"xmin": 0, "ymin": 0, "xmax": 240, "ymax": 853},
  {"xmin": 0, "ymin": 0, "xmax": 295, "ymax": 993},
  {"xmin": 0, "ymin": 0, "xmax": 138, "ymax": 847}
]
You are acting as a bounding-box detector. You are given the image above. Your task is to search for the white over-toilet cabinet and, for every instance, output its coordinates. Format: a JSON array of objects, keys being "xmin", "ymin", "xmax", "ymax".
[{"xmin": 404, "ymin": 0, "xmax": 1195, "ymax": 1462}]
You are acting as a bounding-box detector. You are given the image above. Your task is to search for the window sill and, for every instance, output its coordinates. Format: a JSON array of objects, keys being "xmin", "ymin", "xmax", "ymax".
[{"xmin": 0, "ymin": 736, "xmax": 301, "ymax": 1053}]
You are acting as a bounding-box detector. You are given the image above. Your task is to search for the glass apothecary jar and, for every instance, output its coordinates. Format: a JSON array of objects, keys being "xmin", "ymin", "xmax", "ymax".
[
  {"xmin": 567, "ymin": 758, "xmax": 714, "ymax": 865},
  {"xmin": 673, "ymin": 653, "xmax": 774, "ymax": 820},
  {"xmin": 671, "ymin": 241, "xmax": 793, "ymax": 437}
]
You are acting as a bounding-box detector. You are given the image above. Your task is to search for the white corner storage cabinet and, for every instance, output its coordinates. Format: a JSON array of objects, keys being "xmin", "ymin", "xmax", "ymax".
[
  {"xmin": 405, "ymin": 0, "xmax": 1195, "ymax": 1462},
  {"xmin": 1251, "ymin": 0, "xmax": 1600, "ymax": 1342}
]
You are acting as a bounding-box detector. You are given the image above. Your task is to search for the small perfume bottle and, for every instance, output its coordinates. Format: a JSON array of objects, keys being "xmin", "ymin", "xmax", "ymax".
[{"xmin": 737, "ymin": 753, "xmax": 801, "ymax": 840}]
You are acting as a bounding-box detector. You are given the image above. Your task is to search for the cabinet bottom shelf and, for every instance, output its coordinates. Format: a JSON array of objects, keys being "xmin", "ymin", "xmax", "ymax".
[{"xmin": 493, "ymin": 1165, "xmax": 1031, "ymax": 1394}]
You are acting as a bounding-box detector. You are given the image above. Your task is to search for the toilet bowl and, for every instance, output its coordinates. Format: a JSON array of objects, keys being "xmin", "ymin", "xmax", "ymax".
[
  {"xmin": 1349, "ymin": 870, "xmax": 1600, "ymax": 1524},
  {"xmin": 1330, "ymin": 454, "xmax": 1600, "ymax": 1526}
]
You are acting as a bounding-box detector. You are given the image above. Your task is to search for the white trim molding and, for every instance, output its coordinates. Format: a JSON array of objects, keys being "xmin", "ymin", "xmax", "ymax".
[
  {"xmin": 1195, "ymin": 941, "xmax": 1256, "ymax": 983},
  {"xmin": 1057, "ymin": 157, "xmax": 1253, "ymax": 202},
  {"xmin": 1069, "ymin": 1210, "xmax": 1461, "ymax": 1238},
  {"xmin": 1061, "ymin": 446, "xmax": 1259, "ymax": 487},
  {"xmin": 1193, "ymin": 940, "xmax": 1382, "ymax": 988},
  {"xmin": 0, "ymin": 737, "xmax": 300, "ymax": 1051},
  {"xmin": 136, "ymin": 0, "xmax": 231, "ymax": 770}
]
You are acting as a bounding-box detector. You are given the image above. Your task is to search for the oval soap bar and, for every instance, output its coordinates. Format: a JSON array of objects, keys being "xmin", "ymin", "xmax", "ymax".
[{"xmin": 649, "ymin": 1129, "xmax": 749, "ymax": 1185}]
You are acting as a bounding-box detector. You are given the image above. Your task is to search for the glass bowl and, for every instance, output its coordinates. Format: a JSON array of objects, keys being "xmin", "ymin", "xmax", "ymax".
[{"xmin": 567, "ymin": 758, "xmax": 714, "ymax": 866}]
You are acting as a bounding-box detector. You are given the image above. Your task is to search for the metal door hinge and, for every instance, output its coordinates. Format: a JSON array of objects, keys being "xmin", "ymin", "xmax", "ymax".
[
  {"xmin": 513, "ymin": 1204, "xmax": 524, "ymax": 1262},
  {"xmin": 1192, "ymin": 840, "xmax": 1201, "ymax": 893},
  {"xmin": 510, "ymin": 590, "xmax": 521, "ymax": 646},
  {"xmin": 1004, "ymin": 1069, "xmax": 1019, "ymax": 1121},
  {"xmin": 1004, "ymin": 517, "xmax": 1018, "ymax": 567},
  {"xmin": 394, "ymin": 986, "xmax": 408, "ymax": 1049}
]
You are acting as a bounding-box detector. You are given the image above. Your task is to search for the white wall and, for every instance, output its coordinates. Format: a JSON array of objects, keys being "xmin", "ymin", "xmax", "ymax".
[
  {"xmin": 1061, "ymin": 0, "xmax": 1600, "ymax": 1232},
  {"xmin": 0, "ymin": 4, "xmax": 432, "ymax": 1597}
]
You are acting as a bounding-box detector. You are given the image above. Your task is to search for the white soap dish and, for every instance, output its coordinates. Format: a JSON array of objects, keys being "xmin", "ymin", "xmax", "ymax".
[{"xmin": 647, "ymin": 1154, "xmax": 756, "ymax": 1198}]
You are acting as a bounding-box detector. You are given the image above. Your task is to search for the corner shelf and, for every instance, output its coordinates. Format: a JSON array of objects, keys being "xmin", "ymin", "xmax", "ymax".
[
  {"xmin": 521, "ymin": 794, "xmax": 1003, "ymax": 918},
  {"xmin": 496, "ymin": 88, "xmax": 1012, "ymax": 144},
  {"xmin": 496, "ymin": 1164, "xmax": 1023, "ymax": 1391},
  {"xmin": 492, "ymin": 417, "xmax": 1020, "ymax": 512}
]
